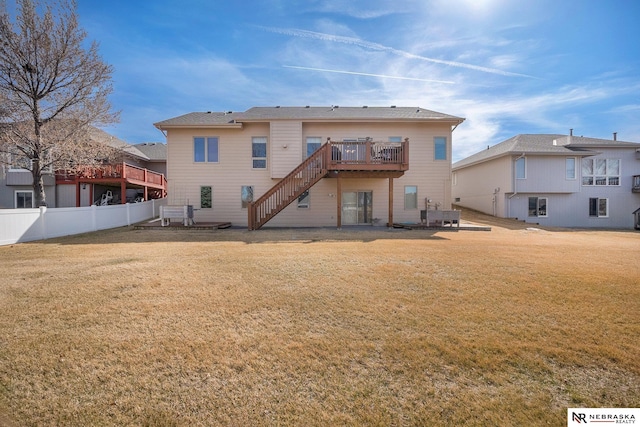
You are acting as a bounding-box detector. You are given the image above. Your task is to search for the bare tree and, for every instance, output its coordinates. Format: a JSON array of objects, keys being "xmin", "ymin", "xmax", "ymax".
[{"xmin": 0, "ymin": 0, "xmax": 119, "ymax": 206}]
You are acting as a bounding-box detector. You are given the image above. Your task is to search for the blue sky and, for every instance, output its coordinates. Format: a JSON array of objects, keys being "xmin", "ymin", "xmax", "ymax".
[{"xmin": 70, "ymin": 0, "xmax": 640, "ymax": 161}]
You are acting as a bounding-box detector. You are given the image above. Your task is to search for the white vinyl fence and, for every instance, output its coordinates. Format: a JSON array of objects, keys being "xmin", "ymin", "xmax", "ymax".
[{"xmin": 0, "ymin": 198, "xmax": 167, "ymax": 246}]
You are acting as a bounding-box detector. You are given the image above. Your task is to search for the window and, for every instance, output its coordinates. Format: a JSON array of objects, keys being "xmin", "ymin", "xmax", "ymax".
[
  {"xmin": 566, "ymin": 158, "xmax": 576, "ymax": 180},
  {"xmin": 582, "ymin": 158, "xmax": 620, "ymax": 186},
  {"xmin": 252, "ymin": 137, "xmax": 267, "ymax": 169},
  {"xmin": 15, "ymin": 191, "xmax": 34, "ymax": 208},
  {"xmin": 194, "ymin": 137, "xmax": 218, "ymax": 163},
  {"xmin": 434, "ymin": 137, "xmax": 447, "ymax": 160},
  {"xmin": 241, "ymin": 186, "xmax": 254, "ymax": 208},
  {"xmin": 528, "ymin": 197, "xmax": 547, "ymax": 217},
  {"xmin": 389, "ymin": 136, "xmax": 402, "ymax": 143},
  {"xmin": 297, "ymin": 190, "xmax": 310, "ymax": 209},
  {"xmin": 404, "ymin": 186, "xmax": 418, "ymax": 209},
  {"xmin": 305, "ymin": 137, "xmax": 322, "ymax": 159},
  {"xmin": 9, "ymin": 147, "xmax": 52, "ymax": 172},
  {"xmin": 515, "ymin": 157, "xmax": 526, "ymax": 179},
  {"xmin": 200, "ymin": 186, "xmax": 212, "ymax": 209},
  {"xmin": 589, "ymin": 198, "xmax": 608, "ymax": 217}
]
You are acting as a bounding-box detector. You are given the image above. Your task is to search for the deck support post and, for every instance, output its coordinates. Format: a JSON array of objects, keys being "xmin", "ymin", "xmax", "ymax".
[
  {"xmin": 75, "ymin": 180, "xmax": 81, "ymax": 207},
  {"xmin": 336, "ymin": 174, "xmax": 342, "ymax": 229},
  {"xmin": 388, "ymin": 177, "xmax": 394, "ymax": 227},
  {"xmin": 121, "ymin": 181, "xmax": 127, "ymax": 204}
]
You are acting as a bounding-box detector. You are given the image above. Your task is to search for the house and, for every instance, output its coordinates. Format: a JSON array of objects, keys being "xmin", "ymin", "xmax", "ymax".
[
  {"xmin": 0, "ymin": 127, "xmax": 167, "ymax": 208},
  {"xmin": 154, "ymin": 106, "xmax": 465, "ymax": 229},
  {"xmin": 134, "ymin": 142, "xmax": 168, "ymax": 178},
  {"xmin": 452, "ymin": 133, "xmax": 640, "ymax": 229}
]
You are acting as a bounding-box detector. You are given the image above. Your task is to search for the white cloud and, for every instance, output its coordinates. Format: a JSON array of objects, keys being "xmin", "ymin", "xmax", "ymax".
[{"xmin": 257, "ymin": 26, "xmax": 538, "ymax": 78}]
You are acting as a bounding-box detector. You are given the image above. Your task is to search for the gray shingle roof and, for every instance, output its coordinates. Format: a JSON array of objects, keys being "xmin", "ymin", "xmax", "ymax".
[
  {"xmin": 154, "ymin": 106, "xmax": 464, "ymax": 128},
  {"xmin": 453, "ymin": 134, "xmax": 640, "ymax": 170},
  {"xmin": 134, "ymin": 142, "xmax": 166, "ymax": 161},
  {"xmin": 88, "ymin": 127, "xmax": 149, "ymax": 160}
]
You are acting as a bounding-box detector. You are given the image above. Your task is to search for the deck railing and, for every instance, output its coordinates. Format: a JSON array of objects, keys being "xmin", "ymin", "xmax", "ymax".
[
  {"xmin": 328, "ymin": 138, "xmax": 409, "ymax": 170},
  {"xmin": 56, "ymin": 162, "xmax": 166, "ymax": 189},
  {"xmin": 248, "ymin": 138, "xmax": 409, "ymax": 230},
  {"xmin": 248, "ymin": 143, "xmax": 330, "ymax": 230}
]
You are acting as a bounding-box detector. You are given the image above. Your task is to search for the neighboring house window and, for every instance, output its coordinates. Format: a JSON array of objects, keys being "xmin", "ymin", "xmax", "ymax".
[
  {"xmin": 589, "ymin": 198, "xmax": 608, "ymax": 217},
  {"xmin": 9, "ymin": 149, "xmax": 27, "ymax": 170},
  {"xmin": 452, "ymin": 172, "xmax": 457, "ymax": 186},
  {"xmin": 404, "ymin": 186, "xmax": 418, "ymax": 209},
  {"xmin": 15, "ymin": 191, "xmax": 34, "ymax": 208},
  {"xmin": 298, "ymin": 190, "xmax": 310, "ymax": 209},
  {"xmin": 434, "ymin": 137, "xmax": 447, "ymax": 160},
  {"xmin": 528, "ymin": 197, "xmax": 547, "ymax": 217},
  {"xmin": 566, "ymin": 158, "xmax": 576, "ymax": 180},
  {"xmin": 194, "ymin": 137, "xmax": 219, "ymax": 163},
  {"xmin": 582, "ymin": 158, "xmax": 620, "ymax": 186},
  {"xmin": 389, "ymin": 136, "xmax": 402, "ymax": 143},
  {"xmin": 305, "ymin": 137, "xmax": 322, "ymax": 159},
  {"xmin": 241, "ymin": 185, "xmax": 254, "ymax": 208},
  {"xmin": 515, "ymin": 157, "xmax": 526, "ymax": 179},
  {"xmin": 200, "ymin": 186, "xmax": 212, "ymax": 209},
  {"xmin": 9, "ymin": 147, "xmax": 52, "ymax": 172},
  {"xmin": 252, "ymin": 137, "xmax": 267, "ymax": 169}
]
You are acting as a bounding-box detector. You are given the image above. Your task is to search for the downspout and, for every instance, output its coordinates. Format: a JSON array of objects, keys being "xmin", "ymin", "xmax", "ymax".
[{"xmin": 507, "ymin": 153, "xmax": 525, "ymax": 218}]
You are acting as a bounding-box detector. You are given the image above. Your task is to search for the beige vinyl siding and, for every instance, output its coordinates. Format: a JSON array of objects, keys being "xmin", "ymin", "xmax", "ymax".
[
  {"xmin": 270, "ymin": 121, "xmax": 302, "ymax": 178},
  {"xmin": 166, "ymin": 121, "xmax": 456, "ymax": 227},
  {"xmin": 166, "ymin": 123, "xmax": 270, "ymax": 226},
  {"xmin": 300, "ymin": 122, "xmax": 454, "ymax": 225}
]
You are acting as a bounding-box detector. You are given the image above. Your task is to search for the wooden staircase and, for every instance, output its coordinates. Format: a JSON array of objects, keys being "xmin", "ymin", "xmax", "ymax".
[{"xmin": 248, "ymin": 143, "xmax": 331, "ymax": 230}]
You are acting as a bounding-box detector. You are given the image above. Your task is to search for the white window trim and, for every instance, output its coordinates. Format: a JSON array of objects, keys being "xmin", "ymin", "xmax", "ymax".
[
  {"xmin": 589, "ymin": 197, "xmax": 609, "ymax": 218},
  {"xmin": 15, "ymin": 190, "xmax": 34, "ymax": 208},
  {"xmin": 581, "ymin": 158, "xmax": 620, "ymax": 187},
  {"xmin": 404, "ymin": 185, "xmax": 418, "ymax": 210},
  {"xmin": 528, "ymin": 196, "xmax": 548, "ymax": 218},
  {"xmin": 252, "ymin": 137, "xmax": 268, "ymax": 169},
  {"xmin": 565, "ymin": 157, "xmax": 576, "ymax": 180},
  {"xmin": 434, "ymin": 136, "xmax": 447, "ymax": 161},
  {"xmin": 194, "ymin": 136, "xmax": 219, "ymax": 163},
  {"xmin": 305, "ymin": 137, "xmax": 322, "ymax": 159},
  {"xmin": 241, "ymin": 185, "xmax": 254, "ymax": 209},
  {"xmin": 200, "ymin": 185, "xmax": 213, "ymax": 209},
  {"xmin": 515, "ymin": 157, "xmax": 526, "ymax": 180},
  {"xmin": 297, "ymin": 190, "xmax": 310, "ymax": 209}
]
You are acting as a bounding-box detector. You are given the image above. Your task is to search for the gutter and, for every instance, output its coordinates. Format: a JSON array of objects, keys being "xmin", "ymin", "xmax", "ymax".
[{"xmin": 507, "ymin": 153, "xmax": 525, "ymax": 217}]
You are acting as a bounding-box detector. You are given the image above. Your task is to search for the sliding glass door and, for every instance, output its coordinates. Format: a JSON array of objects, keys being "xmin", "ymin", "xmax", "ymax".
[{"xmin": 342, "ymin": 191, "xmax": 373, "ymax": 225}]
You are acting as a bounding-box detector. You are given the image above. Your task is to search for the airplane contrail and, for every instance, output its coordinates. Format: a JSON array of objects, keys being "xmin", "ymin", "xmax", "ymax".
[
  {"xmin": 259, "ymin": 26, "xmax": 537, "ymax": 79},
  {"xmin": 283, "ymin": 65, "xmax": 455, "ymax": 84}
]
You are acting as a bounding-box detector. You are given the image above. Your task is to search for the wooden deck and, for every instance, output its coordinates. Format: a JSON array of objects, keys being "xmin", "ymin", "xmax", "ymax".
[
  {"xmin": 392, "ymin": 223, "xmax": 492, "ymax": 231},
  {"xmin": 56, "ymin": 162, "xmax": 167, "ymax": 206},
  {"xmin": 134, "ymin": 219, "xmax": 232, "ymax": 230}
]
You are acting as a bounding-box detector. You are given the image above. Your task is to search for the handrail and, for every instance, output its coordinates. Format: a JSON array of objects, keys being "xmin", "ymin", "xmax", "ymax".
[
  {"xmin": 248, "ymin": 143, "xmax": 330, "ymax": 230},
  {"xmin": 247, "ymin": 138, "xmax": 409, "ymax": 230}
]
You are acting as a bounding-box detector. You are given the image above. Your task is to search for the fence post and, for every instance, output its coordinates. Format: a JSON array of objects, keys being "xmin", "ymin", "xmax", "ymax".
[
  {"xmin": 39, "ymin": 206, "xmax": 47, "ymax": 240},
  {"xmin": 91, "ymin": 204, "xmax": 97, "ymax": 231},
  {"xmin": 126, "ymin": 203, "xmax": 131, "ymax": 226}
]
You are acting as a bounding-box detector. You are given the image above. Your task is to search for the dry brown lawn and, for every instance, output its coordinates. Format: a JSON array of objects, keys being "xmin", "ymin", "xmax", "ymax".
[{"xmin": 0, "ymin": 212, "xmax": 639, "ymax": 426}]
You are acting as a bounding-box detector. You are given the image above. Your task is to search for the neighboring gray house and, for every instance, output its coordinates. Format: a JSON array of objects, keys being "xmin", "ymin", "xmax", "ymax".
[
  {"xmin": 1, "ymin": 128, "xmax": 166, "ymax": 209},
  {"xmin": 134, "ymin": 142, "xmax": 167, "ymax": 178},
  {"xmin": 452, "ymin": 133, "xmax": 640, "ymax": 229}
]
